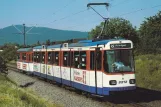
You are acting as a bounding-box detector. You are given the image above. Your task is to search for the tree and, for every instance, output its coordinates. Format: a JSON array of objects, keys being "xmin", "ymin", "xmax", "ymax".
[
  {"xmin": 89, "ymin": 18, "xmax": 138, "ymax": 45},
  {"xmin": 0, "ymin": 43, "xmax": 17, "ymax": 62},
  {"xmin": 139, "ymin": 11, "xmax": 161, "ymax": 54},
  {"xmin": 37, "ymin": 40, "xmax": 41, "ymax": 45},
  {"xmin": 46, "ymin": 39, "xmax": 51, "ymax": 45}
]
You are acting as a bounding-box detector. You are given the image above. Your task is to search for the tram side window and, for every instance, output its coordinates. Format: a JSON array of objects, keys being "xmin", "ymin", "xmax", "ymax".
[
  {"xmin": 29, "ymin": 54, "xmax": 31, "ymax": 62},
  {"xmin": 63, "ymin": 52, "xmax": 68, "ymax": 67},
  {"xmin": 41, "ymin": 52, "xmax": 45, "ymax": 64},
  {"xmin": 34, "ymin": 52, "xmax": 37, "ymax": 62},
  {"xmin": 97, "ymin": 51, "xmax": 102, "ymax": 70},
  {"xmin": 55, "ymin": 52, "xmax": 59, "ymax": 65},
  {"xmin": 74, "ymin": 51, "xmax": 79, "ymax": 68},
  {"xmin": 32, "ymin": 53, "xmax": 33, "ymax": 62},
  {"xmin": 30, "ymin": 53, "xmax": 33, "ymax": 62},
  {"xmin": 52, "ymin": 52, "xmax": 55, "ymax": 64},
  {"xmin": 38, "ymin": 52, "xmax": 41, "ymax": 63},
  {"xmin": 17, "ymin": 53, "xmax": 20, "ymax": 60},
  {"xmin": 22, "ymin": 53, "xmax": 26, "ymax": 61},
  {"xmin": 90, "ymin": 51, "xmax": 95, "ymax": 70},
  {"xmin": 34, "ymin": 52, "xmax": 40, "ymax": 62},
  {"xmin": 48, "ymin": 52, "xmax": 52, "ymax": 64},
  {"xmin": 80, "ymin": 51, "xmax": 86, "ymax": 69}
]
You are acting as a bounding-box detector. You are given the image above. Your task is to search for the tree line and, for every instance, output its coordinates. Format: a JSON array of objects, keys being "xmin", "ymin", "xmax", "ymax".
[{"xmin": 89, "ymin": 11, "xmax": 161, "ymax": 54}]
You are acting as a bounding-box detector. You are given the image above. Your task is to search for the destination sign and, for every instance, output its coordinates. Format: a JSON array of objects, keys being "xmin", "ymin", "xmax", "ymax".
[{"xmin": 110, "ymin": 43, "xmax": 131, "ymax": 49}]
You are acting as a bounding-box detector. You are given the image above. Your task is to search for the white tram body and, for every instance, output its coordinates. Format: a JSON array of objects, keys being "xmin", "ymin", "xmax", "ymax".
[{"xmin": 17, "ymin": 39, "xmax": 136, "ymax": 95}]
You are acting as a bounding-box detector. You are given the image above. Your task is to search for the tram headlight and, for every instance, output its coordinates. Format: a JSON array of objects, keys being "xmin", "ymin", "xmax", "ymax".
[
  {"xmin": 109, "ymin": 80, "xmax": 117, "ymax": 85},
  {"xmin": 129, "ymin": 79, "xmax": 135, "ymax": 84}
]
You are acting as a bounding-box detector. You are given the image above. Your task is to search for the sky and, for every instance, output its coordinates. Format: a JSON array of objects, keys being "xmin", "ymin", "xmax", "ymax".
[{"xmin": 0, "ymin": 0, "xmax": 161, "ymax": 31}]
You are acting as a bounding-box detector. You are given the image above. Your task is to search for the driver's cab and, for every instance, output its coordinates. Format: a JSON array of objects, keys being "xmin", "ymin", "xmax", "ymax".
[{"xmin": 104, "ymin": 49, "xmax": 134, "ymax": 73}]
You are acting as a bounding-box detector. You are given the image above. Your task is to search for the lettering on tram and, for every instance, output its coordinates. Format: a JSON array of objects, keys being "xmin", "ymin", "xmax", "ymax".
[
  {"xmin": 74, "ymin": 70, "xmax": 83, "ymax": 82},
  {"xmin": 22, "ymin": 64, "xmax": 27, "ymax": 70},
  {"xmin": 110, "ymin": 43, "xmax": 131, "ymax": 49},
  {"xmin": 17, "ymin": 62, "xmax": 20, "ymax": 69}
]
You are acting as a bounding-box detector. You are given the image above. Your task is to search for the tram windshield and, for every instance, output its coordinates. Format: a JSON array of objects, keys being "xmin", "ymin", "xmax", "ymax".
[{"xmin": 104, "ymin": 50, "xmax": 134, "ymax": 73}]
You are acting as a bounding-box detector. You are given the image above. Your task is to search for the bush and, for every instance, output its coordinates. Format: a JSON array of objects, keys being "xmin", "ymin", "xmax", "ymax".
[{"xmin": 135, "ymin": 54, "xmax": 161, "ymax": 91}]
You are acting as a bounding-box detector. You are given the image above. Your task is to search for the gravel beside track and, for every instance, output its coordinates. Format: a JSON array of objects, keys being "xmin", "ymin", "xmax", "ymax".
[
  {"xmin": 7, "ymin": 68, "xmax": 161, "ymax": 107},
  {"xmin": 7, "ymin": 70, "xmax": 112, "ymax": 107}
]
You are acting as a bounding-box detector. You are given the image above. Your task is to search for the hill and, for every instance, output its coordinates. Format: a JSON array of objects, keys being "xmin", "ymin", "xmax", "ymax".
[{"xmin": 0, "ymin": 25, "xmax": 88, "ymax": 45}]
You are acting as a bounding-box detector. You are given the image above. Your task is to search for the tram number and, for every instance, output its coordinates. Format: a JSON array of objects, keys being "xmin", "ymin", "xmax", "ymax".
[{"xmin": 119, "ymin": 80, "xmax": 127, "ymax": 84}]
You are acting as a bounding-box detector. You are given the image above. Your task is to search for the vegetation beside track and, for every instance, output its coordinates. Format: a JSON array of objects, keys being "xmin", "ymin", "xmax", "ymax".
[
  {"xmin": 0, "ymin": 74, "xmax": 59, "ymax": 107},
  {"xmin": 135, "ymin": 54, "xmax": 161, "ymax": 91}
]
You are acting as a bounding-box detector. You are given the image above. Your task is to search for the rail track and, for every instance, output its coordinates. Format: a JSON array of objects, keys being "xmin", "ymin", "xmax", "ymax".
[
  {"xmin": 7, "ymin": 64, "xmax": 17, "ymax": 71},
  {"xmin": 6, "ymin": 64, "xmax": 158, "ymax": 107}
]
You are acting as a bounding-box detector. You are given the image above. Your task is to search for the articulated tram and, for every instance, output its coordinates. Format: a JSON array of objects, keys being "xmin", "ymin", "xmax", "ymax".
[{"xmin": 17, "ymin": 39, "xmax": 136, "ymax": 96}]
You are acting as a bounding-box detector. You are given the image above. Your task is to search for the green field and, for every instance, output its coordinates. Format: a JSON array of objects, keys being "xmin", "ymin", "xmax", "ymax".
[{"xmin": 0, "ymin": 74, "xmax": 58, "ymax": 107}]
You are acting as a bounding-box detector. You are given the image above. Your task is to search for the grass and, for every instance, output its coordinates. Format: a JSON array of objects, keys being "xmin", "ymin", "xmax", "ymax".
[
  {"xmin": 8, "ymin": 60, "xmax": 16, "ymax": 66},
  {"xmin": 135, "ymin": 54, "xmax": 161, "ymax": 91},
  {"xmin": 9, "ymin": 60, "xmax": 16, "ymax": 64},
  {"xmin": 0, "ymin": 74, "xmax": 59, "ymax": 107}
]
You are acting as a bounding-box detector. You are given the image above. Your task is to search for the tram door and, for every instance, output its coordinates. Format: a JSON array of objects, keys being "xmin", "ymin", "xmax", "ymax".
[{"xmin": 94, "ymin": 47, "xmax": 103, "ymax": 95}]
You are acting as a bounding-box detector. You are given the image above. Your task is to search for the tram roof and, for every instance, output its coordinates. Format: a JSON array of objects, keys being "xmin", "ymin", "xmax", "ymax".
[
  {"xmin": 17, "ymin": 48, "xmax": 32, "ymax": 52},
  {"xmin": 69, "ymin": 40, "xmax": 110, "ymax": 47},
  {"xmin": 33, "ymin": 46, "xmax": 42, "ymax": 49},
  {"xmin": 33, "ymin": 39, "xmax": 126, "ymax": 49},
  {"xmin": 47, "ymin": 44, "xmax": 62, "ymax": 48},
  {"xmin": 68, "ymin": 39, "xmax": 126, "ymax": 47}
]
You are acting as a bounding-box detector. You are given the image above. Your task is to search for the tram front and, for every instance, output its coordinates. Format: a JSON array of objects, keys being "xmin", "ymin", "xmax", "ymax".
[{"xmin": 103, "ymin": 40, "xmax": 136, "ymax": 95}]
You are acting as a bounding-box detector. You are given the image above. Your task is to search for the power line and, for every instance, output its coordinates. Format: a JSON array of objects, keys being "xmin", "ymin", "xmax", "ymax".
[
  {"xmin": 33, "ymin": 2, "xmax": 161, "ymax": 32},
  {"xmin": 37, "ymin": 0, "xmax": 120, "ymax": 27},
  {"xmin": 31, "ymin": 0, "xmax": 129, "ymax": 28},
  {"xmin": 42, "ymin": 0, "xmax": 130, "ymax": 28},
  {"xmin": 40, "ymin": 3, "xmax": 110, "ymax": 32},
  {"xmin": 62, "ymin": 19, "xmax": 103, "ymax": 30},
  {"xmin": 40, "ymin": 8, "xmax": 88, "ymax": 26},
  {"xmin": 60, "ymin": 4, "xmax": 161, "ymax": 31},
  {"xmin": 39, "ymin": 2, "xmax": 110, "ymax": 26},
  {"xmin": 59, "ymin": 9, "xmax": 88, "ymax": 21},
  {"xmin": 40, "ymin": 8, "xmax": 90, "ymax": 34},
  {"xmin": 30, "ymin": 0, "xmax": 77, "ymax": 26},
  {"xmin": 37, "ymin": 2, "xmax": 110, "ymax": 27},
  {"xmin": 118, "ymin": 4, "xmax": 161, "ymax": 17}
]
